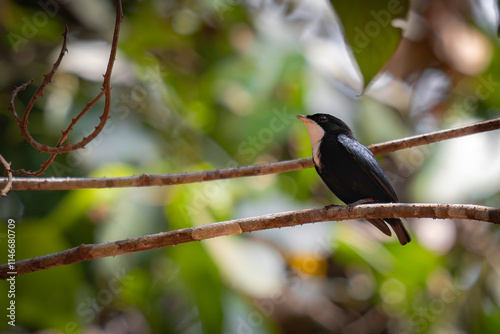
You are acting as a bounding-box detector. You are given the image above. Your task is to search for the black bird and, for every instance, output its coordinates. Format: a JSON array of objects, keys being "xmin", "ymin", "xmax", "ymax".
[{"xmin": 297, "ymin": 113, "xmax": 411, "ymax": 245}]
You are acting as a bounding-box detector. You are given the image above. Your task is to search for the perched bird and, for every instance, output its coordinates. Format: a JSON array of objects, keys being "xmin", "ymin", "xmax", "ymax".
[{"xmin": 297, "ymin": 113, "xmax": 411, "ymax": 245}]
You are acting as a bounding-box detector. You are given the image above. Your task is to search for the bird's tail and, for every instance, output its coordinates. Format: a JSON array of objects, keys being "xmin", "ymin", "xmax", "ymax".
[
  {"xmin": 385, "ymin": 218, "xmax": 411, "ymax": 245},
  {"xmin": 366, "ymin": 219, "xmax": 392, "ymax": 237}
]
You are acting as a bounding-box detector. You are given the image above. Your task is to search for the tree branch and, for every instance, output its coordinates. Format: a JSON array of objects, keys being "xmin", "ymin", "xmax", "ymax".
[
  {"xmin": 1, "ymin": 117, "xmax": 499, "ymax": 191},
  {"xmin": 7, "ymin": 0, "xmax": 124, "ymax": 176},
  {"xmin": 0, "ymin": 154, "xmax": 12, "ymax": 196},
  {"xmin": 1, "ymin": 203, "xmax": 499, "ymax": 279},
  {"xmin": 368, "ymin": 117, "xmax": 500, "ymax": 155}
]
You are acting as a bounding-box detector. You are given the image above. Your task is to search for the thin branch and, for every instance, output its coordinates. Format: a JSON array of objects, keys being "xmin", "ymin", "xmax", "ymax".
[
  {"xmin": 2, "ymin": 117, "xmax": 499, "ymax": 191},
  {"xmin": 2, "ymin": 158, "xmax": 313, "ymax": 191},
  {"xmin": 1, "ymin": 203, "xmax": 499, "ymax": 279},
  {"xmin": 368, "ymin": 117, "xmax": 500, "ymax": 155},
  {"xmin": 8, "ymin": 0, "xmax": 124, "ymax": 176},
  {"xmin": 0, "ymin": 154, "xmax": 13, "ymax": 196},
  {"xmin": 8, "ymin": 79, "xmax": 33, "ymax": 125}
]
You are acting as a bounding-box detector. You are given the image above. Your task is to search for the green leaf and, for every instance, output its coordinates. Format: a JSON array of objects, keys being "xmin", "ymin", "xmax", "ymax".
[
  {"xmin": 170, "ymin": 243, "xmax": 224, "ymax": 333},
  {"xmin": 165, "ymin": 187, "xmax": 225, "ymax": 333},
  {"xmin": 330, "ymin": 0, "xmax": 409, "ymax": 85},
  {"xmin": 476, "ymin": 42, "xmax": 500, "ymax": 108}
]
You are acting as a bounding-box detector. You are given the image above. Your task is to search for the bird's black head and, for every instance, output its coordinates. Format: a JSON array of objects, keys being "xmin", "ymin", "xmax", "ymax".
[{"xmin": 296, "ymin": 113, "xmax": 353, "ymax": 136}]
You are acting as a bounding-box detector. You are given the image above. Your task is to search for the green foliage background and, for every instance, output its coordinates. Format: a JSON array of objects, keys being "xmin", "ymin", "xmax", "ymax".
[{"xmin": 0, "ymin": 0, "xmax": 499, "ymax": 333}]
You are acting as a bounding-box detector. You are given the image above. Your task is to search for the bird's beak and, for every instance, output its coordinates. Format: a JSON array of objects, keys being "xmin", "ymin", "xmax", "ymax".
[{"xmin": 296, "ymin": 115, "xmax": 312, "ymax": 125}]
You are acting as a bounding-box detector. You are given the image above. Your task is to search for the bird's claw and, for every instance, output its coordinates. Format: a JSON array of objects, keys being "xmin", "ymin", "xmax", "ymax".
[{"xmin": 346, "ymin": 198, "xmax": 376, "ymax": 213}]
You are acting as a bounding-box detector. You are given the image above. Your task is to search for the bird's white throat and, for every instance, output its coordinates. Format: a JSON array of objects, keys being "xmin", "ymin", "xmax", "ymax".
[{"xmin": 300, "ymin": 118, "xmax": 325, "ymax": 168}]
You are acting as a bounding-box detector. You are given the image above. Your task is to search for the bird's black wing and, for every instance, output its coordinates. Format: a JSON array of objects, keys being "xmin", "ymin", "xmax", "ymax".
[{"xmin": 337, "ymin": 134, "xmax": 398, "ymax": 202}]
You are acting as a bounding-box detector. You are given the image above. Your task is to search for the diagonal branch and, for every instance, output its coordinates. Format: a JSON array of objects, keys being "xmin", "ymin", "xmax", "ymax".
[
  {"xmin": 1, "ymin": 203, "xmax": 499, "ymax": 279},
  {"xmin": 1, "ymin": 117, "xmax": 499, "ymax": 191},
  {"xmin": 8, "ymin": 0, "xmax": 124, "ymax": 176},
  {"xmin": 368, "ymin": 117, "xmax": 500, "ymax": 155}
]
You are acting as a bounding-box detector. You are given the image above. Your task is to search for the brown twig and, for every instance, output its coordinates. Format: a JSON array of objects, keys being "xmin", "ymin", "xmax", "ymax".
[
  {"xmin": 0, "ymin": 154, "xmax": 13, "ymax": 196},
  {"xmin": 2, "ymin": 117, "xmax": 499, "ymax": 191},
  {"xmin": 368, "ymin": 117, "xmax": 500, "ymax": 155},
  {"xmin": 1, "ymin": 203, "xmax": 499, "ymax": 279},
  {"xmin": 8, "ymin": 0, "xmax": 124, "ymax": 176}
]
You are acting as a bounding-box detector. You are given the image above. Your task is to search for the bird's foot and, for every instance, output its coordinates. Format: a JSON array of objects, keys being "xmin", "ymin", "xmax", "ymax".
[
  {"xmin": 346, "ymin": 198, "xmax": 376, "ymax": 212},
  {"xmin": 324, "ymin": 203, "xmax": 341, "ymax": 210}
]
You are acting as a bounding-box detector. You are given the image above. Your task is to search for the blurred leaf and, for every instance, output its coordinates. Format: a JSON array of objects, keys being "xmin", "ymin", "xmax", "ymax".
[
  {"xmin": 478, "ymin": 43, "xmax": 500, "ymax": 108},
  {"xmin": 169, "ymin": 243, "xmax": 224, "ymax": 333},
  {"xmin": 330, "ymin": 0, "xmax": 409, "ymax": 85},
  {"xmin": 475, "ymin": 311, "xmax": 500, "ymax": 333},
  {"xmin": 165, "ymin": 186, "xmax": 225, "ymax": 333},
  {"xmin": 334, "ymin": 229, "xmax": 442, "ymax": 302},
  {"xmin": 2, "ymin": 3, "xmax": 65, "ymax": 51},
  {"xmin": 384, "ymin": 241, "xmax": 442, "ymax": 293}
]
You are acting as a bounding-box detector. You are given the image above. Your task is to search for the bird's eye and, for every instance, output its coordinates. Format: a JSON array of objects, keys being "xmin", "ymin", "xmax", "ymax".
[{"xmin": 319, "ymin": 116, "xmax": 327, "ymax": 122}]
